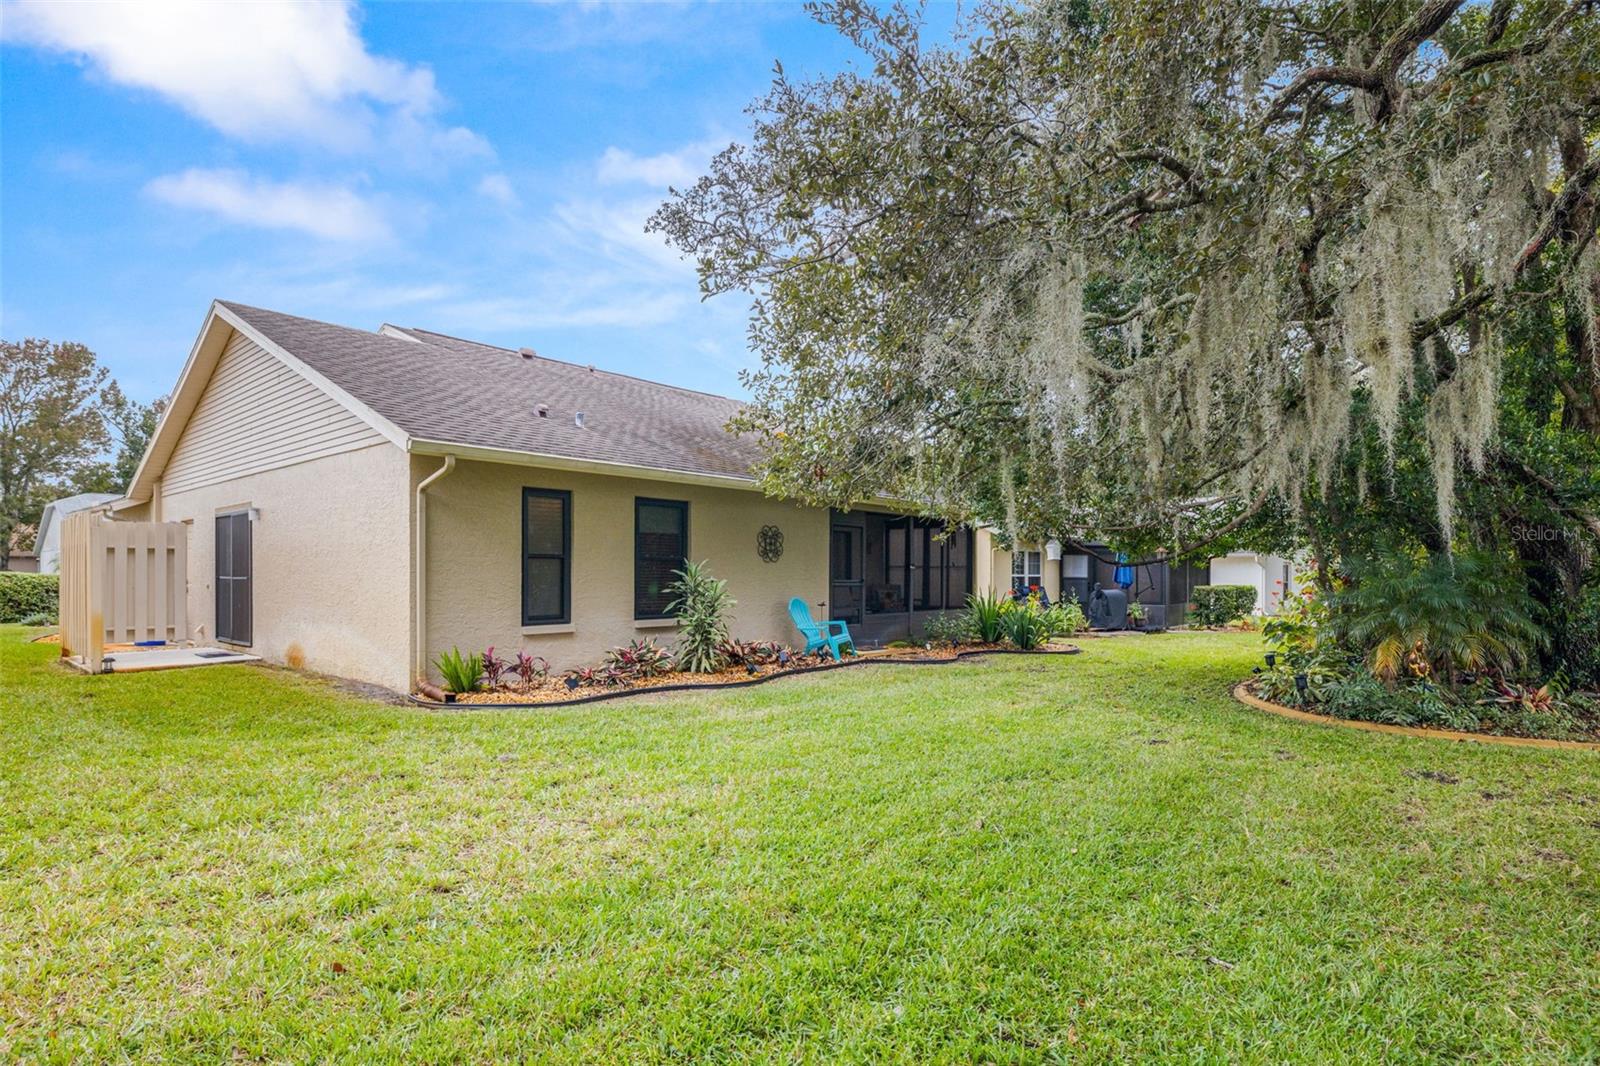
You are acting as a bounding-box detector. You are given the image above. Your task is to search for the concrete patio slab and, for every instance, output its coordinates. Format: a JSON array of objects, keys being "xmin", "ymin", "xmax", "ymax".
[{"xmin": 68, "ymin": 647, "xmax": 261, "ymax": 673}]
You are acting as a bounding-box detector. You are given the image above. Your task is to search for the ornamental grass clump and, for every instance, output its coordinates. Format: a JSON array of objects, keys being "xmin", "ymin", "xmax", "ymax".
[
  {"xmin": 666, "ymin": 561, "xmax": 735, "ymax": 673},
  {"xmin": 965, "ymin": 591, "xmax": 1009, "ymax": 644},
  {"xmin": 434, "ymin": 647, "xmax": 484, "ymax": 694},
  {"xmin": 1003, "ymin": 599, "xmax": 1052, "ymax": 650}
]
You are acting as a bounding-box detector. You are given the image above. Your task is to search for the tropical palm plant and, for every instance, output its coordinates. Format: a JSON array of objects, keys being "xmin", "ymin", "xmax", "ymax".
[
  {"xmin": 666, "ymin": 560, "xmax": 735, "ymax": 673},
  {"xmin": 1336, "ymin": 550, "xmax": 1542, "ymax": 684}
]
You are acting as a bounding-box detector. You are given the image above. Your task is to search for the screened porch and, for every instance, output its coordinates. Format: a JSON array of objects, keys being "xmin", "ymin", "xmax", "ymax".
[{"xmin": 827, "ymin": 510, "xmax": 973, "ymax": 645}]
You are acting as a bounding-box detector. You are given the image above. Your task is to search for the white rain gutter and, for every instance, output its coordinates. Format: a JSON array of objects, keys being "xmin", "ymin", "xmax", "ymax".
[{"xmin": 414, "ymin": 454, "xmax": 456, "ymax": 679}]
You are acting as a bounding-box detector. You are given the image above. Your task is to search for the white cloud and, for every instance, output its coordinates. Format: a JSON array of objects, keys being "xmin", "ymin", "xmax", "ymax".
[
  {"xmin": 596, "ymin": 137, "xmax": 724, "ymax": 188},
  {"xmin": 428, "ymin": 290, "xmax": 691, "ymax": 332},
  {"xmin": 144, "ymin": 168, "xmax": 391, "ymax": 242},
  {"xmin": 476, "ymin": 173, "xmax": 519, "ymax": 207},
  {"xmin": 552, "ymin": 197, "xmax": 689, "ymax": 272},
  {"xmin": 1, "ymin": 0, "xmax": 488, "ymax": 161}
]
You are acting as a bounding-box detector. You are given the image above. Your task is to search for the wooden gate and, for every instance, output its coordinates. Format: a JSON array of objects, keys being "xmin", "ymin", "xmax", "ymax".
[{"xmin": 59, "ymin": 512, "xmax": 188, "ymax": 672}]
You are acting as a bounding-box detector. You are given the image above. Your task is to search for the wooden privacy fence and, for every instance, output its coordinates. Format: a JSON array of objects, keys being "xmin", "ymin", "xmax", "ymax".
[{"xmin": 59, "ymin": 511, "xmax": 188, "ymax": 672}]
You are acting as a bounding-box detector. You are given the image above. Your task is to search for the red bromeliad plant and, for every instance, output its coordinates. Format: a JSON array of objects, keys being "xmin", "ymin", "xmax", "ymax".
[
  {"xmin": 513, "ymin": 651, "xmax": 550, "ymax": 685},
  {"xmin": 481, "ymin": 647, "xmax": 510, "ymax": 689},
  {"xmin": 602, "ymin": 639, "xmax": 675, "ymax": 681},
  {"xmin": 1482, "ymin": 681, "xmax": 1556, "ymax": 715},
  {"xmin": 717, "ymin": 639, "xmax": 785, "ymax": 668}
]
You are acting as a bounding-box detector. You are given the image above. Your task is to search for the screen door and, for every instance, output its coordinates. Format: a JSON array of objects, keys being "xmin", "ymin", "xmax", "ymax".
[{"xmin": 215, "ymin": 511, "xmax": 252, "ymax": 645}]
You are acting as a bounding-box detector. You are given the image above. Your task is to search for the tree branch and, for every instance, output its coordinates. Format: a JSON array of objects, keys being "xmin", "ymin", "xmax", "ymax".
[
  {"xmin": 1412, "ymin": 155, "xmax": 1600, "ymax": 346},
  {"xmin": 1054, "ymin": 488, "xmax": 1273, "ymax": 568},
  {"xmin": 1264, "ymin": 0, "xmax": 1467, "ymax": 123},
  {"xmin": 1424, "ymin": 0, "xmax": 1586, "ymax": 88},
  {"xmin": 1263, "ymin": 66, "xmax": 1380, "ymax": 122}
]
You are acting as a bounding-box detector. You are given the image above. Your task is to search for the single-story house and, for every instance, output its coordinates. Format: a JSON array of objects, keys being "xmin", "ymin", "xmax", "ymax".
[
  {"xmin": 33, "ymin": 492, "xmax": 122, "ymax": 573},
  {"xmin": 111, "ymin": 301, "xmax": 1030, "ymax": 691}
]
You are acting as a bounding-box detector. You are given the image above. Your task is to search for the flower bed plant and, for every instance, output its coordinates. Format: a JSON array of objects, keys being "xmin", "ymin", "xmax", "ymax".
[
  {"xmin": 421, "ymin": 567, "xmax": 1081, "ymax": 706},
  {"xmin": 1248, "ymin": 566, "xmax": 1600, "ymax": 742},
  {"xmin": 426, "ymin": 640, "xmax": 1078, "ymax": 706},
  {"xmin": 923, "ymin": 591, "xmax": 1085, "ymax": 650}
]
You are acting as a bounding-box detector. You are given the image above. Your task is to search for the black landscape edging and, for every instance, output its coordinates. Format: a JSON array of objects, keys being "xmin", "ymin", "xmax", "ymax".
[{"xmin": 408, "ymin": 644, "xmax": 1082, "ymax": 710}]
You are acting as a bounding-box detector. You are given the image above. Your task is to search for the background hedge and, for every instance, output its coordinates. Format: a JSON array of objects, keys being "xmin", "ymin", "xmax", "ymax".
[
  {"xmin": 0, "ymin": 572, "xmax": 59, "ymax": 623},
  {"xmin": 1190, "ymin": 584, "xmax": 1256, "ymax": 627}
]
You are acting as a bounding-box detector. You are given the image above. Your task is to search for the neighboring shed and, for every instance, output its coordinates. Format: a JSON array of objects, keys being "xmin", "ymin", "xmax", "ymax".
[{"xmin": 34, "ymin": 492, "xmax": 121, "ymax": 573}]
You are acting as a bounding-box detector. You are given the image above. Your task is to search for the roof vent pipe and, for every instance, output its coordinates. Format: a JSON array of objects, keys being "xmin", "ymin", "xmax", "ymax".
[
  {"xmin": 536, "ymin": 404, "xmax": 548, "ymax": 418},
  {"xmin": 574, "ymin": 411, "xmax": 586, "ymax": 429},
  {"xmin": 519, "ymin": 347, "xmax": 537, "ymax": 359}
]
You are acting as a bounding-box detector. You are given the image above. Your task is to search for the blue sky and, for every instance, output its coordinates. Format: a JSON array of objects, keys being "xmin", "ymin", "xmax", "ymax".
[{"xmin": 1, "ymin": 1, "xmax": 958, "ymax": 404}]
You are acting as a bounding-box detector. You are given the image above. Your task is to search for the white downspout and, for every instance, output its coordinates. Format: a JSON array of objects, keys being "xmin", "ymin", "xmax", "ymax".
[{"xmin": 414, "ymin": 454, "xmax": 456, "ymax": 681}]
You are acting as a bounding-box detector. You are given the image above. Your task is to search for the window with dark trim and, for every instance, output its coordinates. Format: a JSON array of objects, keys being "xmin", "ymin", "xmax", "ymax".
[
  {"xmin": 522, "ymin": 488, "xmax": 571, "ymax": 625},
  {"xmin": 635, "ymin": 497, "xmax": 688, "ymax": 619}
]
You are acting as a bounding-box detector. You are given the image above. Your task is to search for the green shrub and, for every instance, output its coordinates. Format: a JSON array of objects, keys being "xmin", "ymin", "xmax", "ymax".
[
  {"xmin": 0, "ymin": 572, "xmax": 58, "ymax": 624},
  {"xmin": 666, "ymin": 561, "xmax": 734, "ymax": 673},
  {"xmin": 434, "ymin": 647, "xmax": 484, "ymax": 694},
  {"xmin": 965, "ymin": 591, "xmax": 1009, "ymax": 643},
  {"xmin": 18, "ymin": 612, "xmax": 56, "ymax": 626},
  {"xmin": 1190, "ymin": 585, "xmax": 1256, "ymax": 627},
  {"xmin": 1045, "ymin": 596, "xmax": 1087, "ymax": 637},
  {"xmin": 1547, "ymin": 583, "xmax": 1600, "ymax": 689},
  {"xmin": 1257, "ymin": 662, "xmax": 1340, "ymax": 707},
  {"xmin": 923, "ymin": 611, "xmax": 974, "ymax": 645}
]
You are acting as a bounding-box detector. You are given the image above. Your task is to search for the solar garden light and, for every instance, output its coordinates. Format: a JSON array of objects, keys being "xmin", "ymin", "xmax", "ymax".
[
  {"xmin": 1264, "ymin": 651, "xmax": 1277, "ymax": 668},
  {"xmin": 1294, "ymin": 672, "xmax": 1309, "ymax": 697}
]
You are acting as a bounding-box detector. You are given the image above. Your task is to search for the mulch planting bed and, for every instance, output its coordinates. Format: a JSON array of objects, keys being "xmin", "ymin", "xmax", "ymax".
[
  {"xmin": 412, "ymin": 642, "xmax": 1081, "ymax": 709},
  {"xmin": 1234, "ymin": 681, "xmax": 1600, "ymax": 751}
]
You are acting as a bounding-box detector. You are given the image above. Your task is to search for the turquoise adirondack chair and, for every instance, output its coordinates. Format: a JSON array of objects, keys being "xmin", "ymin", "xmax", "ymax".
[{"xmin": 789, "ymin": 598, "xmax": 857, "ymax": 661}]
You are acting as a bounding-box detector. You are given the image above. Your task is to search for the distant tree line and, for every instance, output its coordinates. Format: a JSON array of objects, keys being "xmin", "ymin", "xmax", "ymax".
[{"xmin": 0, "ymin": 337, "xmax": 166, "ymax": 568}]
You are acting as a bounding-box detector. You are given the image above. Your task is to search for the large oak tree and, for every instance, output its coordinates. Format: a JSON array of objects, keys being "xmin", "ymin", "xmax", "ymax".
[{"xmin": 654, "ymin": 0, "xmax": 1598, "ymax": 570}]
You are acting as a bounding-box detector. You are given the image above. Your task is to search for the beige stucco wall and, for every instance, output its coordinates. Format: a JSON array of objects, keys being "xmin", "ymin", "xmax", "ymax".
[
  {"xmin": 417, "ymin": 457, "xmax": 829, "ymax": 676},
  {"xmin": 979, "ymin": 533, "xmax": 1062, "ymax": 602},
  {"xmin": 157, "ymin": 442, "xmax": 413, "ymax": 690}
]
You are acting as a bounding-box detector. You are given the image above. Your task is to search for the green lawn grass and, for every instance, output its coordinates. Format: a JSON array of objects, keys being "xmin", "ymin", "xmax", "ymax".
[{"xmin": 4, "ymin": 624, "xmax": 1599, "ymax": 1063}]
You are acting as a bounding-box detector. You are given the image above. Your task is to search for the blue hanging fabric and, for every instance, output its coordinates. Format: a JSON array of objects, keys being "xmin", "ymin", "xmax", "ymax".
[{"xmin": 1113, "ymin": 552, "xmax": 1134, "ymax": 589}]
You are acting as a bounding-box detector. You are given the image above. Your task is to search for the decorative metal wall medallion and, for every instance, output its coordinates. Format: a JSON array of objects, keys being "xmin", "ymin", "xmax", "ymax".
[{"xmin": 757, "ymin": 524, "xmax": 784, "ymax": 562}]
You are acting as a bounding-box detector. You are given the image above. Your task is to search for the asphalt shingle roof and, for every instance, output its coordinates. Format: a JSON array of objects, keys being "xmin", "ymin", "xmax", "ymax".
[{"xmin": 219, "ymin": 301, "xmax": 762, "ymax": 481}]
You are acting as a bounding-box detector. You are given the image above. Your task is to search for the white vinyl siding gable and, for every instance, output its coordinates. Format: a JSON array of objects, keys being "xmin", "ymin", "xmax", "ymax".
[{"xmin": 162, "ymin": 330, "xmax": 387, "ymax": 495}]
